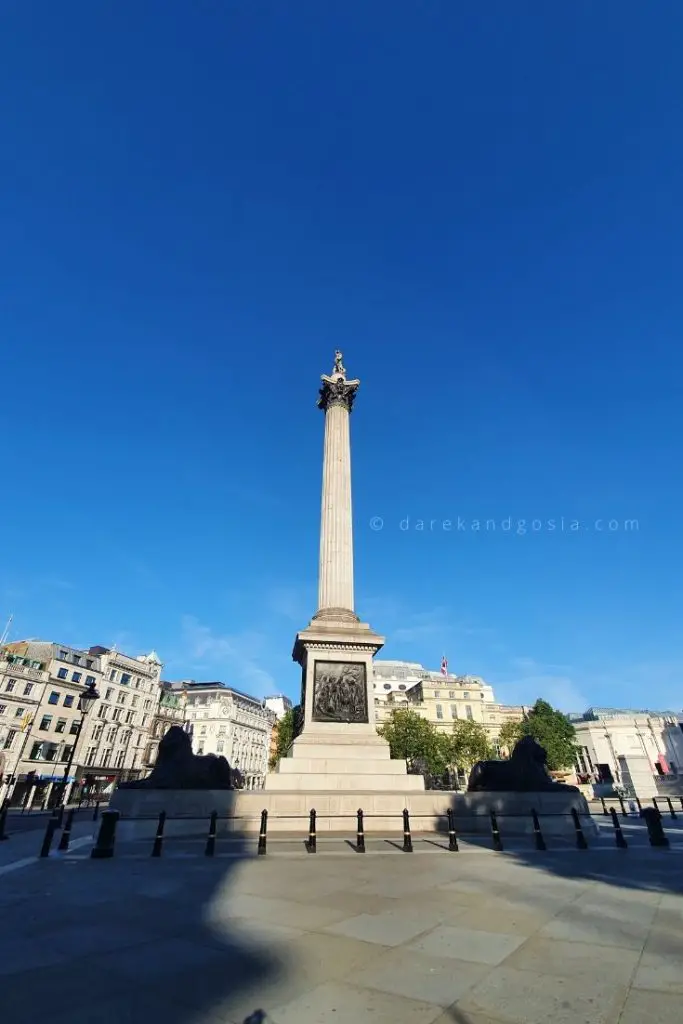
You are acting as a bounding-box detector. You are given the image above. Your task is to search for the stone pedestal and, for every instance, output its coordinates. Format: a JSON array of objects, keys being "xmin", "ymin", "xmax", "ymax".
[{"xmin": 110, "ymin": 787, "xmax": 598, "ymax": 838}]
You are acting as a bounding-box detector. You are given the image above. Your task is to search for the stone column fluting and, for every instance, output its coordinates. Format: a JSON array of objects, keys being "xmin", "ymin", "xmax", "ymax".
[{"xmin": 314, "ymin": 355, "xmax": 360, "ymax": 623}]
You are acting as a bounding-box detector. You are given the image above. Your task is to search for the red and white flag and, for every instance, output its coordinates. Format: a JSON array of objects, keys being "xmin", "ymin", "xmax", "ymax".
[{"xmin": 440, "ymin": 655, "xmax": 448, "ymax": 676}]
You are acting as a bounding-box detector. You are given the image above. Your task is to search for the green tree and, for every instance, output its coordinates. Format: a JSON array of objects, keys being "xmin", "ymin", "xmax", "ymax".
[
  {"xmin": 268, "ymin": 706, "xmax": 299, "ymax": 769},
  {"xmin": 448, "ymin": 719, "xmax": 493, "ymax": 772},
  {"xmin": 378, "ymin": 709, "xmax": 447, "ymax": 775},
  {"xmin": 497, "ymin": 719, "xmax": 525, "ymax": 756},
  {"xmin": 520, "ymin": 699, "xmax": 578, "ymax": 771}
]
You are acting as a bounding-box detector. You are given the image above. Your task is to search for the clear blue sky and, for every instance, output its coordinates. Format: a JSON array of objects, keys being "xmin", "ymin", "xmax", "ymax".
[{"xmin": 2, "ymin": 2, "xmax": 682, "ymax": 712}]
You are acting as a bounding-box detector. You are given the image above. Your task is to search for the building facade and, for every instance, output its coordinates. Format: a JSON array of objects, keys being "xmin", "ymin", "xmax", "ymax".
[
  {"xmin": 175, "ymin": 681, "xmax": 276, "ymax": 789},
  {"xmin": 0, "ymin": 641, "xmax": 162, "ymax": 807},
  {"xmin": 371, "ymin": 659, "xmax": 524, "ymax": 749},
  {"xmin": 142, "ymin": 682, "xmax": 187, "ymax": 769},
  {"xmin": 570, "ymin": 707, "xmax": 683, "ymax": 799}
]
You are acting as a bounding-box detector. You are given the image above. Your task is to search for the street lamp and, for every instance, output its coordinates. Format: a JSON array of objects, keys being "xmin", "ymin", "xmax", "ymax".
[{"xmin": 57, "ymin": 680, "xmax": 100, "ymax": 811}]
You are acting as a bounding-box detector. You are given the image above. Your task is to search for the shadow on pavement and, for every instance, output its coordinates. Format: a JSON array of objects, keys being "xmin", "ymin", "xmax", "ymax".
[{"xmin": 0, "ymin": 831, "xmax": 283, "ymax": 1024}]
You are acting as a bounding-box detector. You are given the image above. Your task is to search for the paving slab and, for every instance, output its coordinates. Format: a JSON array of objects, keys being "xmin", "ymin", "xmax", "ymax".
[{"xmin": 1, "ymin": 837, "xmax": 682, "ymax": 1023}]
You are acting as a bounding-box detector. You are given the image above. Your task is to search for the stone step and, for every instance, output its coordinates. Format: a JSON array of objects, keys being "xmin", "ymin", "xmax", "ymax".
[
  {"xmin": 266, "ymin": 772, "xmax": 426, "ymax": 792},
  {"xmin": 277, "ymin": 757, "xmax": 410, "ymax": 775},
  {"xmin": 287, "ymin": 742, "xmax": 393, "ymax": 760}
]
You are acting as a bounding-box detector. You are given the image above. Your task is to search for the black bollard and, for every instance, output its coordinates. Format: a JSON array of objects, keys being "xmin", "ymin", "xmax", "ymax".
[
  {"xmin": 600, "ymin": 796, "xmax": 608, "ymax": 816},
  {"xmin": 0, "ymin": 800, "xmax": 9, "ymax": 842},
  {"xmin": 531, "ymin": 809, "xmax": 546, "ymax": 851},
  {"xmin": 204, "ymin": 810, "xmax": 217, "ymax": 857},
  {"xmin": 92, "ymin": 802, "xmax": 99, "ymax": 822},
  {"xmin": 665, "ymin": 797, "xmax": 677, "ymax": 820},
  {"xmin": 356, "ymin": 808, "xmax": 365, "ymax": 853},
  {"xmin": 490, "ymin": 809, "xmax": 503, "ymax": 852},
  {"xmin": 54, "ymin": 804, "xmax": 65, "ymax": 828},
  {"xmin": 91, "ymin": 809, "xmax": 120, "ymax": 859},
  {"xmin": 571, "ymin": 808, "xmax": 588, "ymax": 849},
  {"xmin": 151, "ymin": 811, "xmax": 166, "ymax": 857},
  {"xmin": 257, "ymin": 809, "xmax": 268, "ymax": 855},
  {"xmin": 610, "ymin": 807, "xmax": 628, "ymax": 849},
  {"xmin": 642, "ymin": 806, "xmax": 669, "ymax": 848},
  {"xmin": 39, "ymin": 815, "xmax": 59, "ymax": 858},
  {"xmin": 57, "ymin": 808, "xmax": 75, "ymax": 852},
  {"xmin": 402, "ymin": 808, "xmax": 413, "ymax": 852},
  {"xmin": 617, "ymin": 793, "xmax": 627, "ymax": 818},
  {"xmin": 307, "ymin": 809, "xmax": 317, "ymax": 853},
  {"xmin": 447, "ymin": 808, "xmax": 459, "ymax": 851}
]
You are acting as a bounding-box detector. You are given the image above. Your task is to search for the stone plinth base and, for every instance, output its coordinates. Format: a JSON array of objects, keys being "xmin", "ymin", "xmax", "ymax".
[{"xmin": 109, "ymin": 787, "xmax": 598, "ymax": 839}]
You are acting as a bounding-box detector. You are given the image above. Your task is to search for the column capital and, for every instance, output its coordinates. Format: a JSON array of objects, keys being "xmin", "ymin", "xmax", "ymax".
[{"xmin": 317, "ymin": 374, "xmax": 360, "ymax": 413}]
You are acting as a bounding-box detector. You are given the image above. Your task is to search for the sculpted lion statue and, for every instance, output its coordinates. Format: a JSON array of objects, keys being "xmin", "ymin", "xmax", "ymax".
[
  {"xmin": 119, "ymin": 725, "xmax": 235, "ymax": 790},
  {"xmin": 467, "ymin": 735, "xmax": 578, "ymax": 793}
]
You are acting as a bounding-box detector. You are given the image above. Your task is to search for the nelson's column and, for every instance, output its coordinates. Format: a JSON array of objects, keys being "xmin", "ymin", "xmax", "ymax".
[{"xmin": 266, "ymin": 351, "xmax": 423, "ymax": 793}]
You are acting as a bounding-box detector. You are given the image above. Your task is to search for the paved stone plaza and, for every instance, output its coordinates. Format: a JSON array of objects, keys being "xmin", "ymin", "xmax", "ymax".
[{"xmin": 1, "ymin": 820, "xmax": 682, "ymax": 1024}]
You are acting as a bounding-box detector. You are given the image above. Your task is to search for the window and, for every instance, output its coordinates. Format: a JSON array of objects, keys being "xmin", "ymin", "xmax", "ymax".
[
  {"xmin": 105, "ymin": 688, "xmax": 113, "ymax": 700},
  {"xmin": 0, "ymin": 704, "xmax": 5, "ymax": 715},
  {"xmin": 57, "ymin": 667, "xmax": 68, "ymax": 679},
  {"xmin": 466, "ymin": 706, "xmax": 473, "ymax": 720},
  {"xmin": 44, "ymin": 744, "xmax": 58, "ymax": 762},
  {"xmin": 102, "ymin": 748, "xmax": 112, "ymax": 765},
  {"xmin": 450, "ymin": 705, "xmax": 457, "ymax": 719},
  {"xmin": 463, "ymin": 692, "xmax": 470, "ymax": 699},
  {"xmin": 64, "ymin": 695, "xmax": 74, "ymax": 708},
  {"xmin": 98, "ymin": 704, "xmax": 108, "ymax": 720},
  {"xmin": 109, "ymin": 669, "xmax": 117, "ymax": 680},
  {"xmin": 217, "ymin": 741, "xmax": 224, "ymax": 752},
  {"xmin": 4, "ymin": 729, "xmax": 17, "ymax": 749},
  {"xmin": 132, "ymin": 696, "xmax": 139, "ymax": 707},
  {"xmin": 112, "ymin": 708, "xmax": 122, "ymax": 722},
  {"xmin": 85, "ymin": 675, "xmax": 96, "ymax": 686},
  {"xmin": 62, "ymin": 744, "xmax": 73, "ymax": 761},
  {"xmin": 436, "ymin": 704, "xmax": 444, "ymax": 720},
  {"xmin": 144, "ymin": 699, "xmax": 152, "ymax": 711},
  {"xmin": 55, "ymin": 718, "xmax": 67, "ymax": 733},
  {"xmin": 433, "ymin": 691, "xmax": 441, "ymax": 699},
  {"xmin": 121, "ymin": 730, "xmax": 131, "ymax": 745},
  {"xmin": 23, "ymin": 683, "xmax": 34, "ymax": 696},
  {"xmin": 14, "ymin": 706, "xmax": 25, "ymax": 717},
  {"xmin": 30, "ymin": 741, "xmax": 44, "ymax": 759},
  {"xmin": 398, "ymin": 684, "xmax": 406, "ymax": 691},
  {"xmin": 6, "ymin": 680, "xmax": 15, "ymax": 692},
  {"xmin": 115, "ymin": 750, "xmax": 125, "ymax": 767},
  {"xmin": 48, "ymin": 691, "xmax": 60, "ymax": 705},
  {"xmin": 86, "ymin": 747, "xmax": 97, "ymax": 766},
  {"xmin": 480, "ymin": 693, "xmax": 485, "ymax": 699},
  {"xmin": 142, "ymin": 715, "xmax": 148, "ymax": 727},
  {"xmin": 68, "ymin": 720, "xmax": 79, "ymax": 735},
  {"xmin": 383, "ymin": 683, "xmax": 392, "ymax": 690},
  {"xmin": 72, "ymin": 671, "xmax": 82, "ymax": 683},
  {"xmin": 125, "ymin": 711, "xmax": 134, "ymax": 724},
  {"xmin": 72, "ymin": 655, "xmax": 81, "ymax": 667},
  {"xmin": 121, "ymin": 673, "xmax": 131, "ymax": 685},
  {"xmin": 197, "ymin": 744, "xmax": 204, "ymax": 755},
  {"xmin": 59, "ymin": 650, "xmax": 68, "ymax": 660},
  {"xmin": 39, "ymin": 715, "xmax": 53, "ymax": 730},
  {"xmin": 107, "ymin": 727, "xmax": 117, "ymax": 742},
  {"xmin": 117, "ymin": 693, "xmax": 127, "ymax": 705}
]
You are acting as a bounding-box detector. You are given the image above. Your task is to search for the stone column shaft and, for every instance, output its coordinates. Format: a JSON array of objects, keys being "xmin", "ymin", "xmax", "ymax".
[{"xmin": 318, "ymin": 402, "xmax": 354, "ymax": 613}]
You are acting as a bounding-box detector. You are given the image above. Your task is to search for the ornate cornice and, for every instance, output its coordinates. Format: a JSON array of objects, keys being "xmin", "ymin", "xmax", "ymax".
[{"xmin": 317, "ymin": 374, "xmax": 360, "ymax": 413}]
